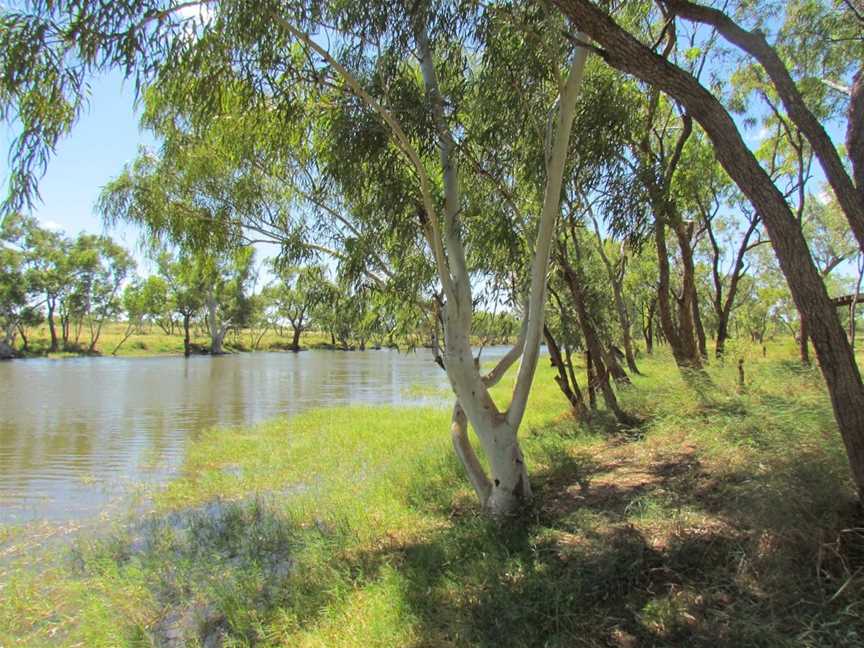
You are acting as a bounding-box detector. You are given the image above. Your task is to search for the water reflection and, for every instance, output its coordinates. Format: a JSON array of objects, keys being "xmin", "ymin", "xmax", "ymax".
[{"xmin": 0, "ymin": 348, "xmax": 480, "ymax": 523}]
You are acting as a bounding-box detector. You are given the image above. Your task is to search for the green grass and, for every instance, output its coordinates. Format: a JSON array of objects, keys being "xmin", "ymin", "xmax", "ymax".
[
  {"xmin": 15, "ymin": 323, "xmax": 518, "ymax": 359},
  {"xmin": 15, "ymin": 322, "xmax": 342, "ymax": 358},
  {"xmin": 2, "ymin": 342, "xmax": 863, "ymax": 646}
]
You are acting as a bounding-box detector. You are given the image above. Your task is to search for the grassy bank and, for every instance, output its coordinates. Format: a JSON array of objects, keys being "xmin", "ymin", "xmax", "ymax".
[
  {"xmin": 2, "ymin": 344, "xmax": 863, "ymax": 646},
  {"xmin": 12, "ymin": 322, "xmax": 344, "ymax": 358},
  {"xmin": 12, "ymin": 322, "xmax": 515, "ymax": 359}
]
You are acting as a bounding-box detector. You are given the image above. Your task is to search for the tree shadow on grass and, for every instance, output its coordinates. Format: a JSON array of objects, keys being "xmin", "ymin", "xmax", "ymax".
[
  {"xmin": 79, "ymin": 431, "xmax": 864, "ymax": 647},
  {"xmin": 359, "ymin": 445, "xmax": 864, "ymax": 648}
]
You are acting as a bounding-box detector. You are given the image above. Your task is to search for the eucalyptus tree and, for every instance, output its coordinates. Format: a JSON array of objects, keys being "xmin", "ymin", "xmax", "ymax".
[
  {"xmin": 272, "ymin": 263, "xmax": 328, "ymax": 351},
  {"xmin": 2, "ymin": 0, "xmax": 600, "ymax": 513},
  {"xmin": 138, "ymin": 274, "xmax": 174, "ymax": 335},
  {"xmin": 16, "ymin": 216, "xmax": 70, "ymax": 351},
  {"xmin": 154, "ymin": 249, "xmax": 206, "ymax": 357},
  {"xmin": 587, "ymin": 206, "xmax": 640, "ymax": 374},
  {"xmin": 680, "ymin": 131, "xmax": 765, "ymax": 358},
  {"xmin": 199, "ymin": 247, "xmax": 255, "ymax": 355},
  {"xmin": 0, "ymin": 216, "xmax": 42, "ymax": 358},
  {"xmin": 113, "ymin": 274, "xmax": 175, "ymax": 354},
  {"xmin": 555, "ymin": 203, "xmax": 637, "ymax": 425},
  {"xmin": 85, "ymin": 237, "xmax": 135, "ymax": 353},
  {"xmin": 550, "ymin": 0, "xmax": 864, "ymax": 500},
  {"xmin": 0, "ymin": 248, "xmax": 31, "ymax": 358},
  {"xmin": 544, "ymin": 279, "xmax": 590, "ymax": 419},
  {"xmin": 44, "ymin": 232, "xmax": 134, "ymax": 352},
  {"xmin": 661, "ymin": 0, "xmax": 864, "ymax": 252},
  {"xmin": 798, "ymin": 193, "xmax": 860, "ymax": 362},
  {"xmin": 113, "ymin": 279, "xmax": 149, "ymax": 354}
]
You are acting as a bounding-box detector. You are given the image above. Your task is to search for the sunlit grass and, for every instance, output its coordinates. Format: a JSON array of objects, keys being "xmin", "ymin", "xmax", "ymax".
[{"xmin": 2, "ymin": 340, "xmax": 863, "ymax": 646}]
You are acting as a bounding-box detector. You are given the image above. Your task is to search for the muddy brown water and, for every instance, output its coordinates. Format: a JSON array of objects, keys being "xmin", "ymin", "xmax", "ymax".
[{"xmin": 1, "ymin": 348, "xmax": 513, "ymax": 524}]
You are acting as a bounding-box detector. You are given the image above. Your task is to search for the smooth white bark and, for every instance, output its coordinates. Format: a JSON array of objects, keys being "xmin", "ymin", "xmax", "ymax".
[
  {"xmin": 206, "ymin": 293, "xmax": 230, "ymax": 355},
  {"xmin": 507, "ymin": 40, "xmax": 590, "ymax": 431}
]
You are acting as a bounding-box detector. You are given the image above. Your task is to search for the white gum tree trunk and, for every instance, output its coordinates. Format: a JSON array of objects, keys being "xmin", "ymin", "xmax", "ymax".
[
  {"xmin": 206, "ymin": 293, "xmax": 229, "ymax": 355},
  {"xmin": 423, "ymin": 33, "xmax": 591, "ymax": 515},
  {"xmin": 281, "ymin": 15, "xmax": 590, "ymax": 515}
]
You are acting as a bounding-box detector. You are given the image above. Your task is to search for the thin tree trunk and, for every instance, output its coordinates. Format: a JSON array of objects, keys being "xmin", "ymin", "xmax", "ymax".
[
  {"xmin": 560, "ymin": 260, "xmax": 635, "ymax": 425},
  {"xmin": 206, "ymin": 294, "xmax": 226, "ymax": 355},
  {"xmin": 693, "ymin": 293, "xmax": 708, "ymax": 359},
  {"xmin": 586, "ymin": 349, "xmax": 597, "ymax": 410},
  {"xmin": 544, "ymin": 324, "xmax": 589, "ymax": 418},
  {"xmin": 16, "ymin": 324, "xmax": 28, "ymax": 352},
  {"xmin": 851, "ymin": 257, "xmax": 863, "ymax": 349},
  {"xmin": 644, "ymin": 298, "xmax": 656, "ymax": 354},
  {"xmin": 715, "ymin": 310, "xmax": 730, "ymax": 358},
  {"xmin": 655, "ymin": 218, "xmax": 690, "ymax": 366},
  {"xmin": 47, "ymin": 298, "xmax": 58, "ymax": 353},
  {"xmin": 673, "ymin": 221, "xmax": 703, "ymax": 365},
  {"xmin": 708, "ymin": 214, "xmax": 758, "ymax": 358},
  {"xmin": 799, "ymin": 315, "xmax": 810, "ymax": 366},
  {"xmin": 183, "ymin": 313, "xmax": 191, "ymax": 358},
  {"xmin": 112, "ymin": 323, "xmax": 136, "ymax": 355},
  {"xmin": 589, "ymin": 212, "xmax": 640, "ymax": 373}
]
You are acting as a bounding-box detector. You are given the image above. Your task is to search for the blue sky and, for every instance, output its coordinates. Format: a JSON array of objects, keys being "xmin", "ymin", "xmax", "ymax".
[{"xmin": 0, "ymin": 69, "xmax": 153, "ymax": 249}]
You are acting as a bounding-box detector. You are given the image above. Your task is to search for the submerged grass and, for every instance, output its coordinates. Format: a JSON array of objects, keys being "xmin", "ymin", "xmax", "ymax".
[{"xmin": 2, "ymin": 341, "xmax": 864, "ymax": 646}]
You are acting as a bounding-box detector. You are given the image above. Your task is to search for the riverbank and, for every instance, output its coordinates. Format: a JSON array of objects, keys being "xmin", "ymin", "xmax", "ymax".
[
  {"xmin": 7, "ymin": 322, "xmax": 517, "ymax": 359},
  {"xmin": 8, "ymin": 323, "xmax": 363, "ymax": 359},
  {"xmin": 2, "ymin": 346, "xmax": 863, "ymax": 646}
]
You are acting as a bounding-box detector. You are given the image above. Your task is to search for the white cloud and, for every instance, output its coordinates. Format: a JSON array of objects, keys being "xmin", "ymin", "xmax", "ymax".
[
  {"xmin": 176, "ymin": 3, "xmax": 214, "ymax": 24},
  {"xmin": 40, "ymin": 219, "xmax": 64, "ymax": 232}
]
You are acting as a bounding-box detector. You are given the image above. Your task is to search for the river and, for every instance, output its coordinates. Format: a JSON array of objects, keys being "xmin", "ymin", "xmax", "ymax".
[{"xmin": 0, "ymin": 348, "xmax": 488, "ymax": 524}]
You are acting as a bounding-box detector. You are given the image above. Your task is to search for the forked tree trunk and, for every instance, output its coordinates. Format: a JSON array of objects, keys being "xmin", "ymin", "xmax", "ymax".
[
  {"xmin": 707, "ymin": 212, "xmax": 758, "ymax": 358},
  {"xmin": 443, "ymin": 316, "xmax": 533, "ymax": 514},
  {"xmin": 428, "ymin": 37, "xmax": 590, "ymax": 515},
  {"xmin": 295, "ymin": 11, "xmax": 591, "ymax": 515}
]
